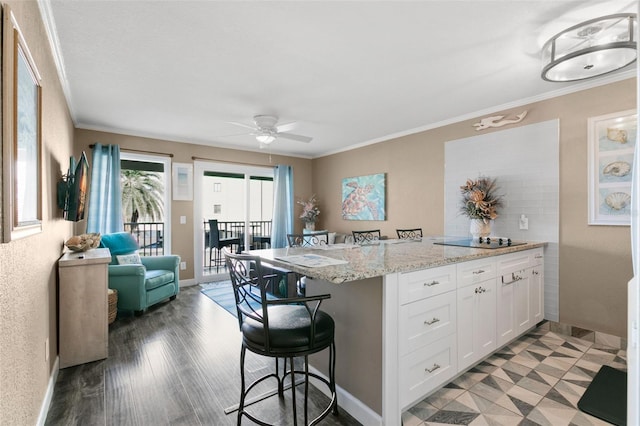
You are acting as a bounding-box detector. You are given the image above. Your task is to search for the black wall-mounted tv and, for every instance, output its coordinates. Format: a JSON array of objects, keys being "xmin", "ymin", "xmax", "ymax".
[{"xmin": 58, "ymin": 152, "xmax": 90, "ymax": 222}]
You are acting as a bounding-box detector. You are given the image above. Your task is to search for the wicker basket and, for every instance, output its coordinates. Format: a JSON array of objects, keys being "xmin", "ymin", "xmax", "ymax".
[{"xmin": 108, "ymin": 288, "xmax": 118, "ymax": 324}]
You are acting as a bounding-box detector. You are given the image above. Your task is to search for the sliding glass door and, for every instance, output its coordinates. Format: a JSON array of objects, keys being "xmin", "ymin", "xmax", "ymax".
[{"xmin": 194, "ymin": 161, "xmax": 273, "ymax": 283}]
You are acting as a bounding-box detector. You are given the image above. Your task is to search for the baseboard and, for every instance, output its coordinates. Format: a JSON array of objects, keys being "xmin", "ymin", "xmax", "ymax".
[
  {"xmin": 37, "ymin": 356, "xmax": 59, "ymax": 426},
  {"xmin": 308, "ymin": 365, "xmax": 382, "ymax": 426},
  {"xmin": 179, "ymin": 278, "xmax": 196, "ymax": 287}
]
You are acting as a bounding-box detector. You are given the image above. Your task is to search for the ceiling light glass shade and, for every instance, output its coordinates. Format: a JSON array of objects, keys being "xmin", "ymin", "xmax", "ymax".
[
  {"xmin": 541, "ymin": 13, "xmax": 636, "ymax": 82},
  {"xmin": 256, "ymin": 134, "xmax": 276, "ymax": 144}
]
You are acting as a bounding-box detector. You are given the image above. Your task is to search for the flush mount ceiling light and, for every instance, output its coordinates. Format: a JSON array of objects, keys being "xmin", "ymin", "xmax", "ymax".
[{"xmin": 541, "ymin": 13, "xmax": 637, "ymax": 82}]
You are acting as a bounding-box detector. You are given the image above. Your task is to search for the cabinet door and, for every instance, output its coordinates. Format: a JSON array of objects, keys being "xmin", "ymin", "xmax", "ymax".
[
  {"xmin": 475, "ymin": 279, "xmax": 497, "ymax": 360},
  {"xmin": 457, "ymin": 285, "xmax": 475, "ymax": 368},
  {"xmin": 458, "ymin": 279, "xmax": 496, "ymax": 371},
  {"xmin": 530, "ymin": 265, "xmax": 544, "ymax": 324},
  {"xmin": 496, "ymin": 275, "xmax": 516, "ymax": 346},
  {"xmin": 515, "ymin": 272, "xmax": 531, "ymax": 335}
]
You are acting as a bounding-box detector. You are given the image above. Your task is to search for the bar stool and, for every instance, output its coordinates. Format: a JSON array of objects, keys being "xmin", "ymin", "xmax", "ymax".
[{"xmin": 224, "ymin": 249, "xmax": 338, "ymax": 425}]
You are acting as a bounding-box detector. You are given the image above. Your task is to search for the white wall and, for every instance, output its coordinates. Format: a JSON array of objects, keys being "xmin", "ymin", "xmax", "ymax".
[{"xmin": 444, "ymin": 119, "xmax": 560, "ymax": 321}]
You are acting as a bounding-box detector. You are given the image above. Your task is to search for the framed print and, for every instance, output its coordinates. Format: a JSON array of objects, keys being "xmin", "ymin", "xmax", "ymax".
[
  {"xmin": 342, "ymin": 173, "xmax": 386, "ymax": 220},
  {"xmin": 2, "ymin": 7, "xmax": 43, "ymax": 242},
  {"xmin": 588, "ymin": 109, "xmax": 636, "ymax": 225},
  {"xmin": 172, "ymin": 162, "xmax": 193, "ymax": 201}
]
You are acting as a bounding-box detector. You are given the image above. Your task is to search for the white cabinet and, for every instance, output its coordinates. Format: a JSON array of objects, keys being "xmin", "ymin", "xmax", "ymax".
[
  {"xmin": 398, "ymin": 265, "xmax": 457, "ymax": 407},
  {"xmin": 394, "ymin": 247, "xmax": 544, "ymax": 413},
  {"xmin": 457, "ymin": 277, "xmax": 497, "ymax": 371},
  {"xmin": 496, "ymin": 249, "xmax": 543, "ymax": 347}
]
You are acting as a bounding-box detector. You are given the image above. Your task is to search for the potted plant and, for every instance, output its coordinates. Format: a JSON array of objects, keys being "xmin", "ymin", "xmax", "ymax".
[{"xmin": 459, "ymin": 177, "xmax": 503, "ymax": 238}]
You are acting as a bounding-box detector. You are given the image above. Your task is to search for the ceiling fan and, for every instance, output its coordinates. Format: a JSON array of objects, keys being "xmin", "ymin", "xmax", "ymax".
[{"xmin": 229, "ymin": 115, "xmax": 313, "ymax": 146}]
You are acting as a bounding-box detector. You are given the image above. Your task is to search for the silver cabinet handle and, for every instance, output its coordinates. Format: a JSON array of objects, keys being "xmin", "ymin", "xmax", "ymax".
[
  {"xmin": 502, "ymin": 272, "xmax": 522, "ymax": 285},
  {"xmin": 424, "ymin": 280, "xmax": 439, "ymax": 287},
  {"xmin": 472, "ymin": 269, "xmax": 485, "ymax": 275},
  {"xmin": 425, "ymin": 364, "xmax": 441, "ymax": 373},
  {"xmin": 424, "ymin": 317, "xmax": 440, "ymax": 325},
  {"xmin": 535, "ymin": 254, "xmax": 543, "ymax": 259}
]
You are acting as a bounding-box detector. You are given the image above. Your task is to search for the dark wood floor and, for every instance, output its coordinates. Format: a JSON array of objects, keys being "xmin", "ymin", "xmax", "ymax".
[{"xmin": 46, "ymin": 285, "xmax": 361, "ymax": 426}]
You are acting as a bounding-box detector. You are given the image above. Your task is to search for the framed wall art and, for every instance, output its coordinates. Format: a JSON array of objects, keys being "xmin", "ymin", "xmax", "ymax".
[
  {"xmin": 172, "ymin": 162, "xmax": 193, "ymax": 201},
  {"xmin": 341, "ymin": 173, "xmax": 386, "ymax": 221},
  {"xmin": 2, "ymin": 6, "xmax": 43, "ymax": 242},
  {"xmin": 588, "ymin": 109, "xmax": 636, "ymax": 226}
]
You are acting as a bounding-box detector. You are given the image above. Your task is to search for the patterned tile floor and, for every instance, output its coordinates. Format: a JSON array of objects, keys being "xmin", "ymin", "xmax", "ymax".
[{"xmin": 402, "ymin": 326, "xmax": 627, "ymax": 426}]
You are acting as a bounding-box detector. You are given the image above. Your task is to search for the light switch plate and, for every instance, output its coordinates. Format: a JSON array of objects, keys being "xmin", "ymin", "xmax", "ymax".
[
  {"xmin": 180, "ymin": 216, "xmax": 186, "ymax": 224},
  {"xmin": 519, "ymin": 214, "xmax": 529, "ymax": 230}
]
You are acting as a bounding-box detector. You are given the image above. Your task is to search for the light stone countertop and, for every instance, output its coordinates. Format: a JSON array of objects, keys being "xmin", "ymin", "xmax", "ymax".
[{"xmin": 247, "ymin": 236, "xmax": 546, "ymax": 284}]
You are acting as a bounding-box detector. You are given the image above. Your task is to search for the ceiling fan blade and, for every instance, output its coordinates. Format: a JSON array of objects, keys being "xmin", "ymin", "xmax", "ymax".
[
  {"xmin": 227, "ymin": 121, "xmax": 257, "ymax": 130},
  {"xmin": 278, "ymin": 132, "xmax": 313, "ymax": 143},
  {"xmin": 275, "ymin": 121, "xmax": 297, "ymax": 133}
]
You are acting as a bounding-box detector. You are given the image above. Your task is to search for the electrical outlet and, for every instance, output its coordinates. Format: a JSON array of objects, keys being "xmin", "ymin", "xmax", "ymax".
[
  {"xmin": 180, "ymin": 261, "xmax": 187, "ymax": 270},
  {"xmin": 519, "ymin": 214, "xmax": 529, "ymax": 230},
  {"xmin": 45, "ymin": 338, "xmax": 49, "ymax": 361}
]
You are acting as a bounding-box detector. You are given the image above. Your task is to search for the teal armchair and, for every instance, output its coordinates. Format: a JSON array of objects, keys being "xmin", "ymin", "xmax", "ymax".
[{"xmin": 100, "ymin": 232, "xmax": 180, "ymax": 315}]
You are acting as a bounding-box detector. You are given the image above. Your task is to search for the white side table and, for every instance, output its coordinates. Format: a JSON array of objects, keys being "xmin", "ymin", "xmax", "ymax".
[{"xmin": 58, "ymin": 247, "xmax": 111, "ymax": 368}]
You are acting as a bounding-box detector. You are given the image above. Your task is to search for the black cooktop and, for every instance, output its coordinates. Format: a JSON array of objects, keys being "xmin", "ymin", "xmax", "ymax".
[{"xmin": 433, "ymin": 237, "xmax": 527, "ymax": 249}]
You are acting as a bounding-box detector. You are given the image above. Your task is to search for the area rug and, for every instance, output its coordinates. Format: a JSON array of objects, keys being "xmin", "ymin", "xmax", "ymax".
[
  {"xmin": 577, "ymin": 365, "xmax": 627, "ymax": 426},
  {"xmin": 200, "ymin": 281, "xmax": 275, "ymax": 318},
  {"xmin": 200, "ymin": 281, "xmax": 240, "ymax": 318}
]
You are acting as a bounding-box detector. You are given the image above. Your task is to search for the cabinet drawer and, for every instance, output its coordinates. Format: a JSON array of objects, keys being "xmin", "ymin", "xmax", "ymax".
[
  {"xmin": 530, "ymin": 248, "xmax": 544, "ymax": 266},
  {"xmin": 399, "ymin": 290, "xmax": 456, "ymax": 356},
  {"xmin": 457, "ymin": 258, "xmax": 496, "ymax": 288},
  {"xmin": 497, "ymin": 251, "xmax": 532, "ymax": 275},
  {"xmin": 399, "ymin": 334, "xmax": 457, "ymax": 408},
  {"xmin": 399, "ymin": 265, "xmax": 457, "ymax": 305}
]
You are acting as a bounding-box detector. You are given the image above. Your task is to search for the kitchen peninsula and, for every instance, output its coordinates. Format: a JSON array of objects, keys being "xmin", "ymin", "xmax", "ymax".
[{"xmin": 248, "ymin": 237, "xmax": 546, "ymax": 425}]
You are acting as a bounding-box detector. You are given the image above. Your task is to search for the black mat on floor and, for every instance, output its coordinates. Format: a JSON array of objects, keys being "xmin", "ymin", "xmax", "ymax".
[{"xmin": 577, "ymin": 365, "xmax": 627, "ymax": 426}]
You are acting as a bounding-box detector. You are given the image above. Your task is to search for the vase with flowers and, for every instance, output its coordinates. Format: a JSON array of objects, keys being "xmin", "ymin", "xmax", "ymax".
[
  {"xmin": 297, "ymin": 194, "xmax": 320, "ymax": 230},
  {"xmin": 459, "ymin": 177, "xmax": 503, "ymax": 239}
]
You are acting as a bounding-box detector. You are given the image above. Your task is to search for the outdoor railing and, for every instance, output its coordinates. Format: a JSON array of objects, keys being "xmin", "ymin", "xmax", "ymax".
[
  {"xmin": 124, "ymin": 221, "xmax": 164, "ymax": 256},
  {"xmin": 203, "ymin": 220, "xmax": 272, "ymax": 270}
]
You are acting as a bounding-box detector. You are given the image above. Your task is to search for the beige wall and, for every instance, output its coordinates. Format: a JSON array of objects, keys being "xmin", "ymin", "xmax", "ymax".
[
  {"xmin": 0, "ymin": 1, "xmax": 76, "ymax": 424},
  {"xmin": 74, "ymin": 129, "xmax": 314, "ymax": 281},
  {"xmin": 312, "ymin": 78, "xmax": 636, "ymax": 338}
]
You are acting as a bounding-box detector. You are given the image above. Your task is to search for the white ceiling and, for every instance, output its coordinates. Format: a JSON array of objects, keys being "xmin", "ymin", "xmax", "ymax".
[{"xmin": 41, "ymin": 0, "xmax": 637, "ymax": 159}]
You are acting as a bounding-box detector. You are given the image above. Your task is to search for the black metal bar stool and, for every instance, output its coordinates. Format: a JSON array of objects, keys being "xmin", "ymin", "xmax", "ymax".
[{"xmin": 224, "ymin": 249, "xmax": 338, "ymax": 425}]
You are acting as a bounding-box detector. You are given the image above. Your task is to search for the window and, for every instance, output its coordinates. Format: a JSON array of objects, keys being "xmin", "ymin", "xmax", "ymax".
[{"xmin": 120, "ymin": 153, "xmax": 171, "ymax": 255}]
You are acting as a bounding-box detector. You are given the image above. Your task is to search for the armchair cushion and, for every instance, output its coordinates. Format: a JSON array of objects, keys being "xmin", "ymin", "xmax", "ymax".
[{"xmin": 145, "ymin": 270, "xmax": 175, "ymax": 290}]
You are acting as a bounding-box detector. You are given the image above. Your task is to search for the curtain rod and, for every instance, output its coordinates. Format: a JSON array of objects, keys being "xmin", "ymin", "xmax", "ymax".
[
  {"xmin": 89, "ymin": 144, "xmax": 174, "ymax": 158},
  {"xmin": 191, "ymin": 156, "xmax": 274, "ymax": 168}
]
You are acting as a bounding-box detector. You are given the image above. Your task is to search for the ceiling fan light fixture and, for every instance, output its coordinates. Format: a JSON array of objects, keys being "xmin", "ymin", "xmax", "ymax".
[
  {"xmin": 541, "ymin": 13, "xmax": 637, "ymax": 82},
  {"xmin": 256, "ymin": 134, "xmax": 276, "ymax": 144}
]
